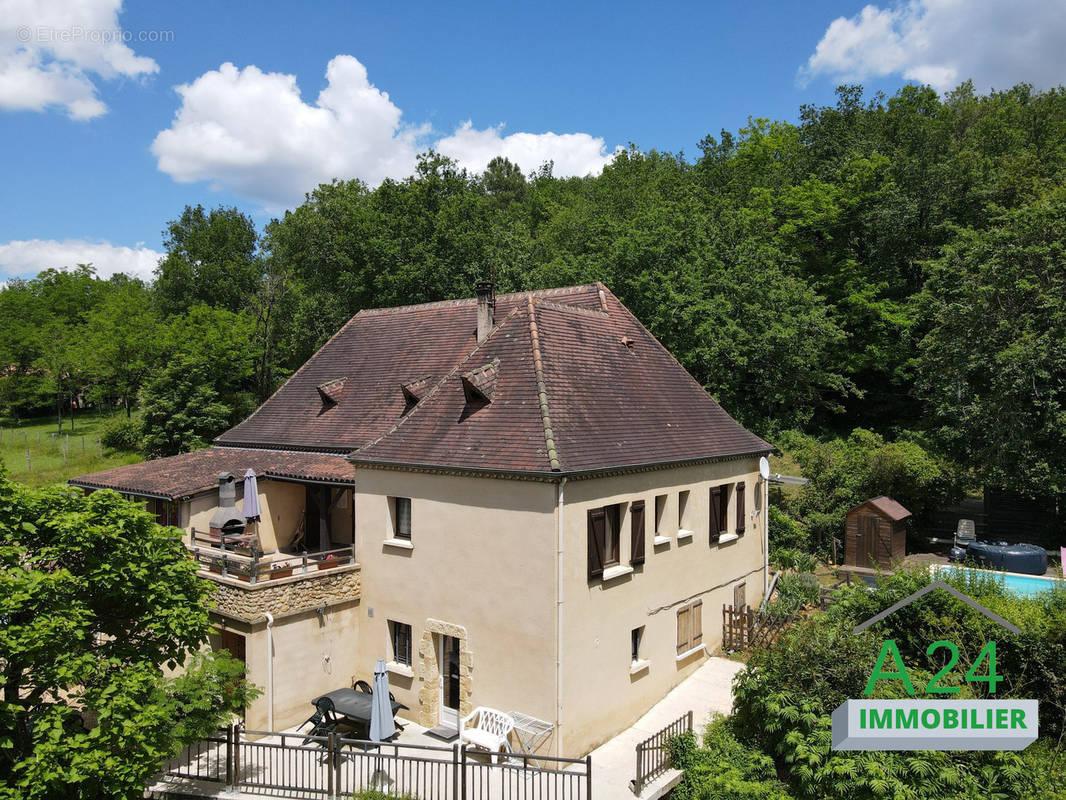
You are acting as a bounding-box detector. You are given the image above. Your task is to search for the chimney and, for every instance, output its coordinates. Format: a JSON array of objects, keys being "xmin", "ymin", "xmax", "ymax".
[
  {"xmin": 209, "ymin": 472, "xmax": 246, "ymax": 536},
  {"xmin": 476, "ymin": 280, "xmax": 495, "ymax": 343}
]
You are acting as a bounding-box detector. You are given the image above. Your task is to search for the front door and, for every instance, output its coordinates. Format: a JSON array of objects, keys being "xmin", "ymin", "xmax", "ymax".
[{"xmin": 439, "ymin": 635, "xmax": 461, "ymax": 728}]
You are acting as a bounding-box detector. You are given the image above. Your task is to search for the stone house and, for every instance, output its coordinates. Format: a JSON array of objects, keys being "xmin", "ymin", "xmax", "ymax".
[{"xmin": 71, "ymin": 282, "xmax": 772, "ymax": 757}]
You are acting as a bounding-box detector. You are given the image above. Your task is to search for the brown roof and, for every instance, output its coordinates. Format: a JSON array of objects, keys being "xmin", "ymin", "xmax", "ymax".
[
  {"xmin": 851, "ymin": 496, "xmax": 913, "ymax": 521},
  {"xmin": 347, "ymin": 287, "xmax": 772, "ymax": 474},
  {"xmin": 69, "ymin": 447, "xmax": 355, "ymax": 500}
]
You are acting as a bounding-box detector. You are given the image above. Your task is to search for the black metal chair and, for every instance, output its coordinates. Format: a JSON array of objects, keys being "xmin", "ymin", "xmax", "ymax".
[
  {"xmin": 299, "ymin": 697, "xmax": 341, "ymax": 745},
  {"xmin": 353, "ymin": 679, "xmax": 372, "ymax": 694}
]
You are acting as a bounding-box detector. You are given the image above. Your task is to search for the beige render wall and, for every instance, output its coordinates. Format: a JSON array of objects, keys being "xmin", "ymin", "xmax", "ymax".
[
  {"xmin": 352, "ymin": 468, "xmax": 558, "ymax": 733},
  {"xmin": 228, "ymin": 601, "xmax": 362, "ymax": 732},
  {"xmin": 180, "ymin": 479, "xmax": 309, "ymax": 554},
  {"xmin": 559, "ymin": 458, "xmax": 766, "ymax": 756}
]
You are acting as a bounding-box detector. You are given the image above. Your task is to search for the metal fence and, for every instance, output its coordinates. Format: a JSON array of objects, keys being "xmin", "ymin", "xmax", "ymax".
[
  {"xmin": 632, "ymin": 711, "xmax": 692, "ymax": 795},
  {"xmin": 159, "ymin": 725, "xmax": 592, "ymax": 800}
]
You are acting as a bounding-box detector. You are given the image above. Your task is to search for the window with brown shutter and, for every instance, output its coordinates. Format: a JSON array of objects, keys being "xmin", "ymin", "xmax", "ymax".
[
  {"xmin": 604, "ymin": 504, "xmax": 621, "ymax": 567},
  {"xmin": 736, "ymin": 483, "xmax": 746, "ymax": 534},
  {"xmin": 630, "ymin": 500, "xmax": 646, "ymax": 565},
  {"xmin": 709, "ymin": 486, "xmax": 723, "ymax": 542},
  {"xmin": 588, "ymin": 508, "xmax": 606, "ymax": 580},
  {"xmin": 677, "ymin": 599, "xmax": 704, "ymax": 654},
  {"xmin": 676, "ymin": 604, "xmax": 691, "ymax": 654}
]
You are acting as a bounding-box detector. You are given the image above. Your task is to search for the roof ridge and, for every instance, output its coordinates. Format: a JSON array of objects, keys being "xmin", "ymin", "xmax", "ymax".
[
  {"xmin": 535, "ymin": 299, "xmax": 609, "ymax": 318},
  {"xmin": 354, "ymin": 283, "xmax": 604, "ymax": 317},
  {"xmin": 527, "ymin": 295, "xmax": 561, "ymax": 471},
  {"xmin": 350, "ymin": 306, "xmax": 526, "ymax": 457}
]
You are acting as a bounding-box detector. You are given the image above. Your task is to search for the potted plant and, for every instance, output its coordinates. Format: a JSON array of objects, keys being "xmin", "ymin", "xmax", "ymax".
[
  {"xmin": 271, "ymin": 563, "xmax": 294, "ymax": 580},
  {"xmin": 316, "ymin": 553, "xmax": 339, "ymax": 571}
]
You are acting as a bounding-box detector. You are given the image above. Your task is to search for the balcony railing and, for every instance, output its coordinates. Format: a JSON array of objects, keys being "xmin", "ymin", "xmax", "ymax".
[{"xmin": 189, "ymin": 528, "xmax": 356, "ymax": 585}]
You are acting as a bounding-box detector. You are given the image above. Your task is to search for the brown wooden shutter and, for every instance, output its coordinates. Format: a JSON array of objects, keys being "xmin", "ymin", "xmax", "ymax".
[
  {"xmin": 736, "ymin": 483, "xmax": 746, "ymax": 533},
  {"xmin": 676, "ymin": 604, "xmax": 690, "ymax": 654},
  {"xmin": 587, "ymin": 508, "xmax": 606, "ymax": 580},
  {"xmin": 709, "ymin": 487, "xmax": 722, "ymax": 542},
  {"xmin": 630, "ymin": 500, "xmax": 646, "ymax": 566},
  {"xmin": 692, "ymin": 600, "xmax": 703, "ymax": 648}
]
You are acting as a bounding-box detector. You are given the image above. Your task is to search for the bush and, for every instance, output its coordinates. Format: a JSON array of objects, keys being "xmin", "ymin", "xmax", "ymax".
[
  {"xmin": 100, "ymin": 414, "xmax": 143, "ymax": 452},
  {"xmin": 668, "ymin": 718, "xmax": 792, "ymax": 800},
  {"xmin": 768, "ymin": 504, "xmax": 808, "ymax": 551},
  {"xmin": 769, "ymin": 572, "xmax": 820, "ymax": 614},
  {"xmin": 770, "ymin": 547, "xmax": 817, "ymax": 573}
]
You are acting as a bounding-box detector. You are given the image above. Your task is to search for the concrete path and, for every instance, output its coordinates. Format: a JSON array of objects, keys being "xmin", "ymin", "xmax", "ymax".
[{"xmin": 588, "ymin": 656, "xmax": 744, "ymax": 800}]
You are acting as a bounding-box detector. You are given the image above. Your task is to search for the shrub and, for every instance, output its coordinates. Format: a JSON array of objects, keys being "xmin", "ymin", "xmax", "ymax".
[
  {"xmin": 769, "ymin": 572, "xmax": 820, "ymax": 614},
  {"xmin": 100, "ymin": 414, "xmax": 143, "ymax": 452},
  {"xmin": 771, "ymin": 547, "xmax": 817, "ymax": 573},
  {"xmin": 768, "ymin": 504, "xmax": 809, "ymax": 551},
  {"xmin": 668, "ymin": 718, "xmax": 792, "ymax": 800}
]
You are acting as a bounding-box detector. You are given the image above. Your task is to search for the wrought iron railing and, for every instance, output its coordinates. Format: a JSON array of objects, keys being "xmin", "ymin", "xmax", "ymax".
[
  {"xmin": 633, "ymin": 711, "xmax": 692, "ymax": 795},
  {"xmin": 159, "ymin": 725, "xmax": 592, "ymax": 800},
  {"xmin": 189, "ymin": 529, "xmax": 356, "ymax": 584}
]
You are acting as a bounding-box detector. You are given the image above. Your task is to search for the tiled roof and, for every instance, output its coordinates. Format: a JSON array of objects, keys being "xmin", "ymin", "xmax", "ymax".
[
  {"xmin": 69, "ymin": 447, "xmax": 355, "ymax": 500},
  {"xmin": 345, "ymin": 284, "xmax": 771, "ymax": 474}
]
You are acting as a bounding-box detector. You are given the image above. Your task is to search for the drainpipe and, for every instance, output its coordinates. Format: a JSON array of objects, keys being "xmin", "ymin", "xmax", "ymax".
[
  {"xmin": 763, "ymin": 476, "xmax": 770, "ymax": 599},
  {"xmin": 555, "ymin": 477, "xmax": 566, "ymax": 757},
  {"xmin": 264, "ymin": 612, "xmax": 275, "ymax": 731}
]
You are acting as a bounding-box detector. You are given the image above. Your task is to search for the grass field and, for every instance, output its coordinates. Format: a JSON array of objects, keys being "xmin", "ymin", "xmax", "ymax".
[{"xmin": 0, "ymin": 413, "xmax": 143, "ymax": 488}]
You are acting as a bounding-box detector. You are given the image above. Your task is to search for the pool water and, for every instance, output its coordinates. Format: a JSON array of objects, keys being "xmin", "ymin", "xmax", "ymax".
[{"xmin": 938, "ymin": 566, "xmax": 1062, "ymax": 598}]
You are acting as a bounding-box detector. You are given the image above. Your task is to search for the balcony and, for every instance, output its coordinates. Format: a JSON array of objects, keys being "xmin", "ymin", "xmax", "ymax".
[{"xmin": 190, "ymin": 529, "xmax": 360, "ymax": 621}]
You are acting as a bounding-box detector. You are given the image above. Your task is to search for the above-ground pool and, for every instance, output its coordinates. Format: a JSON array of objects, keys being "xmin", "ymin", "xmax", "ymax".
[{"xmin": 937, "ymin": 565, "xmax": 1062, "ymax": 598}]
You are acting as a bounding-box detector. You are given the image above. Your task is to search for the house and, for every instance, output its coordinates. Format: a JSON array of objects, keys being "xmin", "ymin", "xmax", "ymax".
[{"xmin": 70, "ymin": 282, "xmax": 772, "ymax": 757}]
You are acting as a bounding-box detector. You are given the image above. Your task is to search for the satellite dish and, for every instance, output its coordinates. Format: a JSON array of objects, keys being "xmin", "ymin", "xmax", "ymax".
[{"xmin": 759, "ymin": 456, "xmax": 770, "ymax": 481}]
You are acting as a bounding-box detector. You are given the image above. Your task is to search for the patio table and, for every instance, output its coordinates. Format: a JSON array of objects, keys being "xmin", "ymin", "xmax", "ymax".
[{"xmin": 311, "ymin": 689, "xmax": 406, "ymax": 725}]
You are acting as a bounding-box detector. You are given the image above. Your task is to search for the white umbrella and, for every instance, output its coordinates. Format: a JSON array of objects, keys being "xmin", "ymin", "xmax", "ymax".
[
  {"xmin": 369, "ymin": 658, "xmax": 396, "ymax": 742},
  {"xmin": 242, "ymin": 469, "xmax": 261, "ymax": 521}
]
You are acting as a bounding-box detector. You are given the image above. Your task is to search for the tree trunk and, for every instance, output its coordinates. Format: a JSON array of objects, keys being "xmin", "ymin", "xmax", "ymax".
[
  {"xmin": 56, "ymin": 392, "xmax": 63, "ymax": 435},
  {"xmin": 125, "ymin": 395, "xmax": 131, "ymax": 419}
]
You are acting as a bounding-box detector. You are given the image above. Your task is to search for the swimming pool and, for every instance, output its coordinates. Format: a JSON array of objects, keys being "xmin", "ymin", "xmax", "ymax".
[{"xmin": 937, "ymin": 565, "xmax": 1063, "ymax": 598}]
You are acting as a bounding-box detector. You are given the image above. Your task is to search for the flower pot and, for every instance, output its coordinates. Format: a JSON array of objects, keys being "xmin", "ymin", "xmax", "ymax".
[
  {"xmin": 271, "ymin": 568, "xmax": 293, "ymax": 580},
  {"xmin": 317, "ymin": 559, "xmax": 340, "ymax": 571}
]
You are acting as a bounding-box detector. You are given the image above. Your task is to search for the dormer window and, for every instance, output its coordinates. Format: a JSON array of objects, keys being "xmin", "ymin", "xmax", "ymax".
[
  {"xmin": 316, "ymin": 378, "xmax": 346, "ymax": 409},
  {"xmin": 460, "ymin": 358, "xmax": 500, "ymax": 407},
  {"xmin": 400, "ymin": 376, "xmax": 433, "ymax": 413}
]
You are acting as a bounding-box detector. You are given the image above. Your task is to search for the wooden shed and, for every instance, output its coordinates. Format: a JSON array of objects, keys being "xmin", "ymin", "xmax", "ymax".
[{"xmin": 845, "ymin": 496, "xmax": 912, "ymax": 569}]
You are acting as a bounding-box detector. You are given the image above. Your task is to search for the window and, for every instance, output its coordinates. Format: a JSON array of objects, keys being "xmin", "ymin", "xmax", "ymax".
[
  {"xmin": 148, "ymin": 498, "xmax": 178, "ymax": 527},
  {"xmin": 630, "ymin": 500, "xmax": 646, "ymax": 565},
  {"xmin": 390, "ymin": 621, "xmax": 412, "ymax": 666},
  {"xmin": 709, "ymin": 485, "xmax": 728, "ymax": 542},
  {"xmin": 587, "ymin": 503, "xmax": 622, "ymax": 579},
  {"xmin": 676, "ymin": 599, "xmax": 703, "ymax": 656},
  {"xmin": 736, "ymin": 482, "xmax": 746, "ymax": 534},
  {"xmin": 654, "ymin": 494, "xmax": 667, "ymax": 535},
  {"xmin": 631, "ymin": 626, "xmax": 644, "ymax": 663},
  {"xmin": 678, "ymin": 491, "xmax": 691, "ymax": 531},
  {"xmin": 604, "ymin": 504, "xmax": 621, "ymax": 566},
  {"xmin": 393, "ymin": 497, "xmax": 412, "ymax": 540}
]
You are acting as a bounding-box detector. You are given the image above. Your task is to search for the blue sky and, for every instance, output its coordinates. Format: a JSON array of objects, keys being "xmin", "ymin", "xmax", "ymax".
[{"xmin": 2, "ymin": 0, "xmax": 1065, "ymax": 280}]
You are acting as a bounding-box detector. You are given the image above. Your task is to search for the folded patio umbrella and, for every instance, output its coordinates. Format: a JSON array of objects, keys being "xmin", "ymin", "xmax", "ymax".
[
  {"xmin": 242, "ymin": 469, "xmax": 261, "ymax": 522},
  {"xmin": 369, "ymin": 658, "xmax": 395, "ymax": 742}
]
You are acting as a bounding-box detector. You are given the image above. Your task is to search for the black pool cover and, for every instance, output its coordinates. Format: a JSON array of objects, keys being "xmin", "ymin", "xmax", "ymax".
[{"xmin": 965, "ymin": 541, "xmax": 1048, "ymax": 575}]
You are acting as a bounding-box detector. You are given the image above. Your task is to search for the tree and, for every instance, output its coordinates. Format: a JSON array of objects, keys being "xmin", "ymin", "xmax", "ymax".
[
  {"xmin": 139, "ymin": 305, "xmax": 257, "ymax": 457},
  {"xmin": 0, "ymin": 469, "xmax": 255, "ymax": 799},
  {"xmin": 918, "ymin": 189, "xmax": 1066, "ymax": 497},
  {"xmin": 82, "ymin": 281, "xmax": 161, "ymax": 417},
  {"xmin": 154, "ymin": 205, "xmax": 263, "ymax": 315}
]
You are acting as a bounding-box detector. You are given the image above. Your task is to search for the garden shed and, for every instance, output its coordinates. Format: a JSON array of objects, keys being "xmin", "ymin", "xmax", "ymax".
[{"xmin": 844, "ymin": 496, "xmax": 911, "ymax": 569}]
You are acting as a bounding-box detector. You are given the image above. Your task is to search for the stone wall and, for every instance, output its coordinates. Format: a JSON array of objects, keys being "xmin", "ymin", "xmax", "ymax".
[
  {"xmin": 207, "ymin": 565, "xmax": 360, "ymax": 621},
  {"xmin": 415, "ymin": 618, "xmax": 473, "ymax": 727}
]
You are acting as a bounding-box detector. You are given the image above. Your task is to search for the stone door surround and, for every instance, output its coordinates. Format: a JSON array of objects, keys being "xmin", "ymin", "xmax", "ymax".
[{"xmin": 416, "ymin": 618, "xmax": 473, "ymax": 726}]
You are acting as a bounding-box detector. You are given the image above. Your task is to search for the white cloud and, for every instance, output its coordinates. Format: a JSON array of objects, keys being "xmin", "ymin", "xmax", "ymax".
[
  {"xmin": 0, "ymin": 0, "xmax": 158, "ymax": 119},
  {"xmin": 801, "ymin": 0, "xmax": 1066, "ymax": 93},
  {"xmin": 436, "ymin": 121, "xmax": 619, "ymax": 177},
  {"xmin": 0, "ymin": 239, "xmax": 162, "ymax": 281},
  {"xmin": 152, "ymin": 55, "xmax": 619, "ymax": 209}
]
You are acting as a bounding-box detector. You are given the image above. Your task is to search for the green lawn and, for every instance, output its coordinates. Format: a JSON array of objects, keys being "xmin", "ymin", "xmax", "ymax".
[{"xmin": 0, "ymin": 413, "xmax": 143, "ymax": 488}]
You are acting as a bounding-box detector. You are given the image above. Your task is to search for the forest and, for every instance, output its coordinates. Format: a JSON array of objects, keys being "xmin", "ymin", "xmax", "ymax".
[{"xmin": 1, "ymin": 81, "xmax": 1064, "ymax": 545}]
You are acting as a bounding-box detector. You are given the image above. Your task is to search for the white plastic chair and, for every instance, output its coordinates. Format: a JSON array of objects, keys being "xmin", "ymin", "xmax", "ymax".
[{"xmin": 459, "ymin": 707, "xmax": 514, "ymax": 763}]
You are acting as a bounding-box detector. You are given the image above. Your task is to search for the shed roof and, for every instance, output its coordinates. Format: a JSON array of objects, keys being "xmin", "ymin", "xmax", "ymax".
[{"xmin": 850, "ymin": 495, "xmax": 912, "ymax": 522}]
